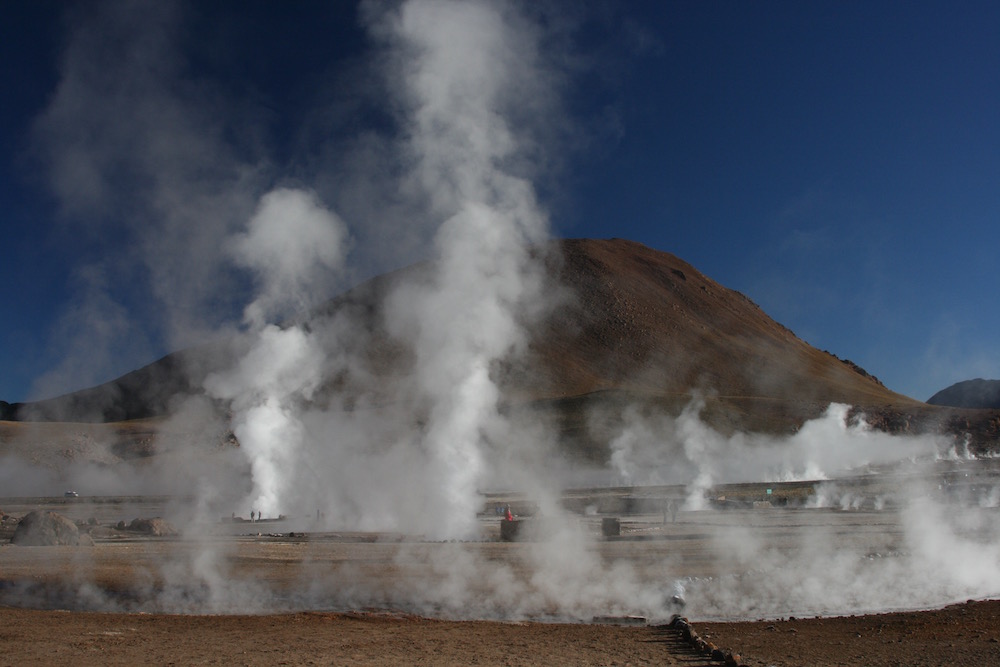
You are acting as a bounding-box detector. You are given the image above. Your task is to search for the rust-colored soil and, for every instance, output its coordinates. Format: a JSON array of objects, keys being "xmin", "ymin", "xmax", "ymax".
[
  {"xmin": 0, "ymin": 607, "xmax": 707, "ymax": 666},
  {"xmin": 3, "ymin": 602, "xmax": 1000, "ymax": 666},
  {"xmin": 698, "ymin": 599, "xmax": 1000, "ymax": 666}
]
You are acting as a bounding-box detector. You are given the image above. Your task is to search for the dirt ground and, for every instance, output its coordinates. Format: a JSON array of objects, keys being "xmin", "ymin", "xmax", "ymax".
[
  {"xmin": 4, "ymin": 487, "xmax": 1000, "ymax": 666},
  {"xmin": 3, "ymin": 601, "xmax": 1000, "ymax": 666},
  {"xmin": 0, "ymin": 608, "xmax": 704, "ymax": 666},
  {"xmin": 699, "ymin": 599, "xmax": 1000, "ymax": 667}
]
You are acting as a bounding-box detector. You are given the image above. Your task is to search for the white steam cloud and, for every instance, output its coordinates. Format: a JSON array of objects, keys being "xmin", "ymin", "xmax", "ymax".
[
  {"xmin": 204, "ymin": 325, "xmax": 327, "ymax": 519},
  {"xmin": 377, "ymin": 0, "xmax": 553, "ymax": 538},
  {"xmin": 606, "ymin": 400, "xmax": 938, "ymax": 507},
  {"xmin": 196, "ymin": 0, "xmax": 559, "ymax": 536},
  {"xmin": 231, "ymin": 188, "xmax": 350, "ymax": 329},
  {"xmin": 205, "ymin": 186, "xmax": 349, "ymax": 518}
]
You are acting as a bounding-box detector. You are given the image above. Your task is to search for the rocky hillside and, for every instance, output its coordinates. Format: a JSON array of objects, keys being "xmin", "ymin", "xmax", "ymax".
[
  {"xmin": 4, "ymin": 238, "xmax": 998, "ymax": 454},
  {"xmin": 0, "ymin": 340, "xmax": 238, "ymax": 423},
  {"xmin": 928, "ymin": 379, "xmax": 1000, "ymax": 409}
]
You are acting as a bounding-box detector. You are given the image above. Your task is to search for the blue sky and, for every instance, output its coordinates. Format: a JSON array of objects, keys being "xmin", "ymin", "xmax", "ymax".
[{"xmin": 1, "ymin": 1, "xmax": 998, "ymax": 404}]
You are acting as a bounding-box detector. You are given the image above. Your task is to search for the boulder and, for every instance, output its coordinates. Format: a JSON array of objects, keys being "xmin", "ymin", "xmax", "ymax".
[
  {"xmin": 11, "ymin": 510, "xmax": 84, "ymax": 546},
  {"xmin": 126, "ymin": 517, "xmax": 178, "ymax": 536},
  {"xmin": 500, "ymin": 519, "xmax": 521, "ymax": 542}
]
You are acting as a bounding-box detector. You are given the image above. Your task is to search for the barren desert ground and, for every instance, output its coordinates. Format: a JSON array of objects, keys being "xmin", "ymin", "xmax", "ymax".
[{"xmin": 4, "ymin": 469, "xmax": 1000, "ymax": 665}]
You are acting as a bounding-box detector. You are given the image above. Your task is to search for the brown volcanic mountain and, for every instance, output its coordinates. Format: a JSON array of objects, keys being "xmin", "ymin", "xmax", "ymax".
[
  {"xmin": 4, "ymin": 238, "xmax": 997, "ymax": 455},
  {"xmin": 525, "ymin": 238, "xmax": 900, "ymax": 403}
]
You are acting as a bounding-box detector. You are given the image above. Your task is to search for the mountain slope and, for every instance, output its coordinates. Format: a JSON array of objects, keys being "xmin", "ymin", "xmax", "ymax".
[
  {"xmin": 521, "ymin": 238, "xmax": 903, "ymax": 405},
  {"xmin": 7, "ymin": 238, "xmax": 995, "ymax": 453},
  {"xmin": 0, "ymin": 340, "xmax": 239, "ymax": 423},
  {"xmin": 928, "ymin": 379, "xmax": 1000, "ymax": 409}
]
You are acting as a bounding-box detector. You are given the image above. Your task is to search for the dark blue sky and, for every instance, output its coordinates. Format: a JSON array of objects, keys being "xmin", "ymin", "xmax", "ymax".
[{"xmin": 1, "ymin": 1, "xmax": 998, "ymax": 404}]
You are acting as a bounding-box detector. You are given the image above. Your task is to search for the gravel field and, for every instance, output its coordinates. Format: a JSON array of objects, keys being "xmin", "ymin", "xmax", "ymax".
[{"xmin": 4, "ymin": 473, "xmax": 1000, "ymax": 665}]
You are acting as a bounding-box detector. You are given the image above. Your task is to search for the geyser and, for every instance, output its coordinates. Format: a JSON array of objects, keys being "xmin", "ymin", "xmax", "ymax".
[{"xmin": 10, "ymin": 0, "xmax": 1000, "ymax": 626}]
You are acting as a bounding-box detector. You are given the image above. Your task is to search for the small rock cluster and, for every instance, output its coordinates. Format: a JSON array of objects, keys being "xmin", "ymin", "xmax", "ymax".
[
  {"xmin": 114, "ymin": 517, "xmax": 178, "ymax": 536},
  {"xmin": 0, "ymin": 508, "xmax": 19, "ymax": 538},
  {"xmin": 670, "ymin": 616, "xmax": 745, "ymax": 666}
]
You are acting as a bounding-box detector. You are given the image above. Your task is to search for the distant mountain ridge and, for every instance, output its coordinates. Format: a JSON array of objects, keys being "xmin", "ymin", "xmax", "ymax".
[
  {"xmin": 0, "ymin": 340, "xmax": 238, "ymax": 423},
  {"xmin": 2, "ymin": 239, "xmax": 905, "ymax": 419},
  {"xmin": 4, "ymin": 238, "xmax": 998, "ymax": 453},
  {"xmin": 928, "ymin": 379, "xmax": 1000, "ymax": 409}
]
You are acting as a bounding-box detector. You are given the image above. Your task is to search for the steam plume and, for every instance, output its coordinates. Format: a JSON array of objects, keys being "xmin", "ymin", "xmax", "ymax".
[
  {"xmin": 210, "ymin": 0, "xmax": 560, "ymax": 534},
  {"xmin": 376, "ymin": 0, "xmax": 555, "ymax": 538},
  {"xmin": 15, "ymin": 0, "xmax": 1000, "ymax": 626}
]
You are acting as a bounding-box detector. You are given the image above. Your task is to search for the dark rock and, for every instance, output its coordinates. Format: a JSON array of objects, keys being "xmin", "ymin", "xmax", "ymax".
[
  {"xmin": 928, "ymin": 379, "xmax": 1000, "ymax": 409},
  {"xmin": 500, "ymin": 519, "xmax": 521, "ymax": 542}
]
